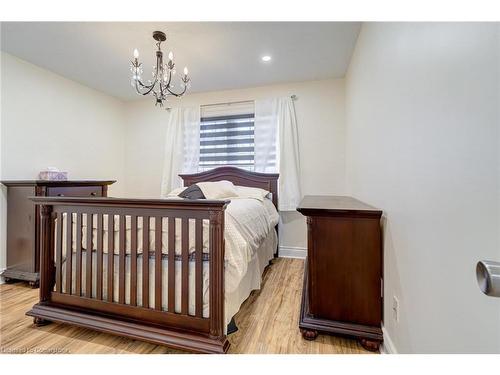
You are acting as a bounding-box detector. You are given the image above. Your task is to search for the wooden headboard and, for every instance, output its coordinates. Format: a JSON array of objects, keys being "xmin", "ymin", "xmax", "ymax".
[{"xmin": 179, "ymin": 166, "xmax": 279, "ymax": 209}]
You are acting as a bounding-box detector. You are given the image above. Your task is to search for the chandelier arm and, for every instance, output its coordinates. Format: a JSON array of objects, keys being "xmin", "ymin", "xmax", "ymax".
[
  {"xmin": 131, "ymin": 60, "xmax": 158, "ymax": 94},
  {"xmin": 165, "ymin": 68, "xmax": 173, "ymax": 88},
  {"xmin": 135, "ymin": 56, "xmax": 162, "ymax": 96},
  {"xmin": 135, "ymin": 78, "xmax": 158, "ymax": 96},
  {"xmin": 135, "ymin": 77, "xmax": 156, "ymax": 90},
  {"xmin": 165, "ymin": 84, "xmax": 188, "ymax": 97}
]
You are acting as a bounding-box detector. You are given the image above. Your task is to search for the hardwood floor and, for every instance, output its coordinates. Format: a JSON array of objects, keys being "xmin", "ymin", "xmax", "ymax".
[{"xmin": 0, "ymin": 258, "xmax": 372, "ymax": 354}]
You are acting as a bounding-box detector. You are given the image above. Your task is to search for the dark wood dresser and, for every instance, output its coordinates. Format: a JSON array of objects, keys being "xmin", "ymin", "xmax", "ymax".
[
  {"xmin": 0, "ymin": 180, "xmax": 115, "ymax": 286},
  {"xmin": 297, "ymin": 195, "xmax": 383, "ymax": 351}
]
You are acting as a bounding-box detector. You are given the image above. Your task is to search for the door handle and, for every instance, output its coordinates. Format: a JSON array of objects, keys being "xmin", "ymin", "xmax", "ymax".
[{"xmin": 476, "ymin": 260, "xmax": 500, "ymax": 297}]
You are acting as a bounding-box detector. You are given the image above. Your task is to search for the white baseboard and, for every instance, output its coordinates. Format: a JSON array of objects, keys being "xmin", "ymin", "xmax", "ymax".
[
  {"xmin": 381, "ymin": 325, "xmax": 398, "ymax": 354},
  {"xmin": 0, "ymin": 267, "xmax": 5, "ymax": 285},
  {"xmin": 278, "ymin": 246, "xmax": 307, "ymax": 259}
]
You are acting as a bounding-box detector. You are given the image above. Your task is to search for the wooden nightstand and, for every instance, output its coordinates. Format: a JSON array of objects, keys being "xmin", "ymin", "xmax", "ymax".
[
  {"xmin": 297, "ymin": 195, "xmax": 383, "ymax": 351},
  {"xmin": 0, "ymin": 180, "xmax": 115, "ymax": 286}
]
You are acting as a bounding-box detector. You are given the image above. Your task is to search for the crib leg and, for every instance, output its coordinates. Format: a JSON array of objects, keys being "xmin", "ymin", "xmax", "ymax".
[
  {"xmin": 29, "ymin": 280, "xmax": 39, "ymax": 289},
  {"xmin": 33, "ymin": 317, "xmax": 51, "ymax": 327}
]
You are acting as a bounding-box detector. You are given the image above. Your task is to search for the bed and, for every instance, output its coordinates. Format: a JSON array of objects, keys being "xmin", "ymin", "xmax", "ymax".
[{"xmin": 27, "ymin": 167, "xmax": 279, "ymax": 354}]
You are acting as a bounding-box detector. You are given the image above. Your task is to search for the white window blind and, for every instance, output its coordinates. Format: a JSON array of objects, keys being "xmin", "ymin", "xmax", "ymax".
[{"xmin": 199, "ymin": 101, "xmax": 255, "ymax": 171}]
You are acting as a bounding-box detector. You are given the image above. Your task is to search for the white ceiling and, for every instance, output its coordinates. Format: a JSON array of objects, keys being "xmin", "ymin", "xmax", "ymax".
[{"xmin": 1, "ymin": 22, "xmax": 361, "ymax": 101}]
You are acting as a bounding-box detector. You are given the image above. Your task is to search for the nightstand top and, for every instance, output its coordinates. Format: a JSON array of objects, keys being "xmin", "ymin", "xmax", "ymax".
[
  {"xmin": 297, "ymin": 195, "xmax": 382, "ymax": 218},
  {"xmin": 1, "ymin": 180, "xmax": 116, "ymax": 187}
]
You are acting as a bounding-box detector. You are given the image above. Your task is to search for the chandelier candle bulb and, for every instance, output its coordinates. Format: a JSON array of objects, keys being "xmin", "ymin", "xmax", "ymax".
[
  {"xmin": 184, "ymin": 67, "xmax": 188, "ymax": 76},
  {"xmin": 168, "ymin": 51, "xmax": 174, "ymax": 61},
  {"xmin": 133, "ymin": 49, "xmax": 139, "ymax": 59}
]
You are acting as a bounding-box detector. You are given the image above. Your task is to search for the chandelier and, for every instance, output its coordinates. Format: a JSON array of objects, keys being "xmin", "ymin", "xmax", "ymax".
[{"xmin": 130, "ymin": 31, "xmax": 191, "ymax": 107}]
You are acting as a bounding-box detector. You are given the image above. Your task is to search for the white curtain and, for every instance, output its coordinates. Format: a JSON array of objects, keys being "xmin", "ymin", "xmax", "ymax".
[
  {"xmin": 255, "ymin": 97, "xmax": 301, "ymax": 211},
  {"xmin": 254, "ymin": 99, "xmax": 278, "ymax": 173},
  {"xmin": 160, "ymin": 106, "xmax": 200, "ymax": 197}
]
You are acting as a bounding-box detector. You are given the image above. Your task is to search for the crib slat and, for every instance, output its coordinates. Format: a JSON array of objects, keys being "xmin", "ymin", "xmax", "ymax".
[
  {"xmin": 96, "ymin": 214, "xmax": 103, "ymax": 300},
  {"xmin": 107, "ymin": 215, "xmax": 114, "ymax": 303},
  {"xmin": 195, "ymin": 218, "xmax": 203, "ymax": 318},
  {"xmin": 155, "ymin": 217, "xmax": 162, "ymax": 311},
  {"xmin": 119, "ymin": 215, "xmax": 126, "ymax": 304},
  {"xmin": 86, "ymin": 213, "xmax": 93, "ymax": 298},
  {"xmin": 65, "ymin": 212, "xmax": 73, "ymax": 295},
  {"xmin": 167, "ymin": 218, "xmax": 175, "ymax": 312},
  {"xmin": 75, "ymin": 213, "xmax": 82, "ymax": 296},
  {"xmin": 181, "ymin": 217, "xmax": 189, "ymax": 315},
  {"xmin": 55, "ymin": 212, "xmax": 63, "ymax": 293},
  {"xmin": 142, "ymin": 216, "xmax": 149, "ymax": 308},
  {"xmin": 130, "ymin": 215, "xmax": 138, "ymax": 306}
]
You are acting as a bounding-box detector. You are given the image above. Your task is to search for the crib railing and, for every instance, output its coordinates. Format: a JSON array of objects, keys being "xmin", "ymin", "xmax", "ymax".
[{"xmin": 28, "ymin": 196, "xmax": 229, "ymax": 353}]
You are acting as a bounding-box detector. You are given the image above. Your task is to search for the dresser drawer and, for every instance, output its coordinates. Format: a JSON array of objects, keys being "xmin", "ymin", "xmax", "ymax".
[{"xmin": 46, "ymin": 186, "xmax": 102, "ymax": 197}]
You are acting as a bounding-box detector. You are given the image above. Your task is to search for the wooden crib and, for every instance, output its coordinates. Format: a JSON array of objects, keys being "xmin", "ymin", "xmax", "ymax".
[{"xmin": 26, "ymin": 167, "xmax": 279, "ymax": 354}]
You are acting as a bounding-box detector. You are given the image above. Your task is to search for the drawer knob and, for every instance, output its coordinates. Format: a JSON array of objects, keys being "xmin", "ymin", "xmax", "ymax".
[
  {"xmin": 57, "ymin": 193, "xmax": 64, "ymax": 197},
  {"xmin": 90, "ymin": 192, "xmax": 97, "ymax": 196}
]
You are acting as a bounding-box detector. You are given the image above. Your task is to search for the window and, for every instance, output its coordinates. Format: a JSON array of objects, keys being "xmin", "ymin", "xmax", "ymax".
[{"xmin": 199, "ymin": 102, "xmax": 255, "ymax": 171}]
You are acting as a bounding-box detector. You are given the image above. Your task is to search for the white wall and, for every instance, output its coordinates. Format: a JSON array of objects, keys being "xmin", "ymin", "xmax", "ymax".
[
  {"xmin": 1, "ymin": 52, "xmax": 126, "ymax": 193},
  {"xmin": 0, "ymin": 52, "xmax": 127, "ymax": 280},
  {"xmin": 124, "ymin": 79, "xmax": 346, "ymax": 249},
  {"xmin": 345, "ymin": 23, "xmax": 500, "ymax": 353}
]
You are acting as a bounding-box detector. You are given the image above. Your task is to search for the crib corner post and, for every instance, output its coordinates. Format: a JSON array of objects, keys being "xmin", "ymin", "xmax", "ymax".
[
  {"xmin": 208, "ymin": 208, "xmax": 225, "ymax": 340},
  {"xmin": 39, "ymin": 204, "xmax": 55, "ymax": 303}
]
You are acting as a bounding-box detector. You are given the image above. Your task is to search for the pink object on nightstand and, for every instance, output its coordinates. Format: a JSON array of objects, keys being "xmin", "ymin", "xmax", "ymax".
[{"xmin": 38, "ymin": 167, "xmax": 68, "ymax": 181}]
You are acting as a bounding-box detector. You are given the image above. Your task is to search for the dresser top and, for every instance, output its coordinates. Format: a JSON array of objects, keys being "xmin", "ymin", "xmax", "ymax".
[
  {"xmin": 297, "ymin": 195, "xmax": 382, "ymax": 218},
  {"xmin": 1, "ymin": 180, "xmax": 116, "ymax": 187}
]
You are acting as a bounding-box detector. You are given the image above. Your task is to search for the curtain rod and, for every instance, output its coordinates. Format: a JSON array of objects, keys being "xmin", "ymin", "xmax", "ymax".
[
  {"xmin": 200, "ymin": 95, "xmax": 297, "ymax": 108},
  {"xmin": 166, "ymin": 95, "xmax": 297, "ymax": 111},
  {"xmin": 201, "ymin": 99, "xmax": 253, "ymax": 108}
]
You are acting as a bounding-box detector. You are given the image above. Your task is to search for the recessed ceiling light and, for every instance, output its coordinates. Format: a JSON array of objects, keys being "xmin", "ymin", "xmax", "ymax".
[{"xmin": 261, "ymin": 55, "xmax": 272, "ymax": 62}]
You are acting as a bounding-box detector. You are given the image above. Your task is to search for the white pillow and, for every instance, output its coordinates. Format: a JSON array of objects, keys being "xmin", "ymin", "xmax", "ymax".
[
  {"xmin": 235, "ymin": 185, "xmax": 270, "ymax": 202},
  {"xmin": 196, "ymin": 180, "xmax": 238, "ymax": 199}
]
